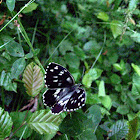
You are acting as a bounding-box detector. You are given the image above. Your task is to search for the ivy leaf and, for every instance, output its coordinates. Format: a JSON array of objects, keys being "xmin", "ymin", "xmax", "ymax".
[
  {"xmin": 11, "ymin": 58, "xmax": 26, "ymax": 79},
  {"xmin": 28, "ymin": 110, "xmax": 62, "ymax": 135},
  {"xmin": 22, "ymin": 62, "xmax": 44, "ymax": 97},
  {"xmin": 0, "ymin": 107, "xmax": 13, "ymax": 139},
  {"xmin": 110, "ymin": 20, "xmax": 123, "ymax": 38}
]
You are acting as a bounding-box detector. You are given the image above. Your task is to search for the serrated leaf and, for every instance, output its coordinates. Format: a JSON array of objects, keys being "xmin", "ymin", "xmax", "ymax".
[
  {"xmin": 0, "ymin": 107, "xmax": 13, "ymax": 139},
  {"xmin": 0, "ymin": 70, "xmax": 17, "ymax": 92},
  {"xmin": 11, "ymin": 58, "xmax": 26, "ymax": 79},
  {"xmin": 23, "ymin": 62, "xmax": 44, "ymax": 97},
  {"xmin": 82, "ymin": 68, "xmax": 103, "ymax": 88},
  {"xmin": 127, "ymin": 116, "xmax": 138, "ymax": 140},
  {"xmin": 10, "ymin": 111, "xmax": 33, "ymax": 139},
  {"xmin": 22, "ymin": 2, "xmax": 38, "ymax": 14},
  {"xmin": 110, "ymin": 20, "xmax": 123, "ymax": 38},
  {"xmin": 5, "ymin": 40, "xmax": 24, "ymax": 57},
  {"xmin": 6, "ymin": 0, "xmax": 15, "ymax": 11},
  {"xmin": 108, "ymin": 120, "xmax": 128, "ymax": 139},
  {"xmin": 28, "ymin": 110, "xmax": 62, "ymax": 135}
]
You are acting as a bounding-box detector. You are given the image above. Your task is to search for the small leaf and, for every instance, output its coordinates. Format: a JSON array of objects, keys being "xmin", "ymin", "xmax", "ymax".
[
  {"xmin": 108, "ymin": 120, "xmax": 128, "ymax": 139},
  {"xmin": 11, "ymin": 58, "xmax": 26, "ymax": 79},
  {"xmin": 99, "ymin": 95, "xmax": 112, "ymax": 110},
  {"xmin": 82, "ymin": 68, "xmax": 103, "ymax": 88},
  {"xmin": 74, "ymin": 45, "xmax": 86, "ymax": 60},
  {"xmin": 98, "ymin": 80, "xmax": 106, "ymax": 97},
  {"xmin": 131, "ymin": 63, "xmax": 140, "ymax": 76},
  {"xmin": 28, "ymin": 110, "xmax": 62, "ymax": 135},
  {"xmin": 113, "ymin": 63, "xmax": 122, "ymax": 71},
  {"xmin": 116, "ymin": 105, "xmax": 129, "ymax": 115},
  {"xmin": 6, "ymin": 0, "xmax": 15, "ymax": 11},
  {"xmin": 130, "ymin": 32, "xmax": 140, "ymax": 43},
  {"xmin": 22, "ymin": 2, "xmax": 38, "ymax": 14},
  {"xmin": 110, "ymin": 20, "xmax": 123, "ymax": 38},
  {"xmin": 22, "ymin": 62, "xmax": 44, "ymax": 97},
  {"xmin": 0, "ymin": 70, "xmax": 17, "ymax": 92},
  {"xmin": 110, "ymin": 74, "xmax": 121, "ymax": 84},
  {"xmin": 97, "ymin": 12, "xmax": 109, "ymax": 21},
  {"xmin": 128, "ymin": 0, "xmax": 138, "ymax": 10},
  {"xmin": 5, "ymin": 40, "xmax": 24, "ymax": 57},
  {"xmin": 59, "ymin": 40, "xmax": 73, "ymax": 55},
  {"xmin": 0, "ymin": 107, "xmax": 13, "ymax": 139}
]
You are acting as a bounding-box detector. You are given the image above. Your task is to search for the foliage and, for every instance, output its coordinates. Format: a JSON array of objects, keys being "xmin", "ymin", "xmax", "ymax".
[{"xmin": 0, "ymin": 0, "xmax": 140, "ymax": 139}]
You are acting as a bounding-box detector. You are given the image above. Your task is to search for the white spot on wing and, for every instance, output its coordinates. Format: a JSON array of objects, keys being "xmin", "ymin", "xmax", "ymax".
[
  {"xmin": 66, "ymin": 77, "xmax": 71, "ymax": 82},
  {"xmin": 81, "ymin": 98, "xmax": 85, "ymax": 102},
  {"xmin": 54, "ymin": 66, "xmax": 58, "ymax": 69},
  {"xmin": 50, "ymin": 69, "xmax": 54, "ymax": 72},
  {"xmin": 53, "ymin": 80, "xmax": 58, "ymax": 82},
  {"xmin": 78, "ymin": 103, "xmax": 80, "ymax": 106},
  {"xmin": 78, "ymin": 94, "xmax": 83, "ymax": 99}
]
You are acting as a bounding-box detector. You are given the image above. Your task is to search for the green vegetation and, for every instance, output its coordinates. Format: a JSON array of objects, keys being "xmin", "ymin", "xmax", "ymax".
[{"xmin": 0, "ymin": 0, "xmax": 140, "ymax": 139}]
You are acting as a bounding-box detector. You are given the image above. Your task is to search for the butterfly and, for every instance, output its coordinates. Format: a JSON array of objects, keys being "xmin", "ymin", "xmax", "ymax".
[{"xmin": 43, "ymin": 62, "xmax": 86, "ymax": 114}]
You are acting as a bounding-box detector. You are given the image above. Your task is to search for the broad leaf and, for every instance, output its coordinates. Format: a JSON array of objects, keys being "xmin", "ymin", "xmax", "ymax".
[
  {"xmin": 11, "ymin": 58, "xmax": 26, "ymax": 79},
  {"xmin": 110, "ymin": 20, "xmax": 123, "ymax": 38},
  {"xmin": 22, "ymin": 62, "xmax": 44, "ymax": 97},
  {"xmin": 0, "ymin": 70, "xmax": 17, "ymax": 92},
  {"xmin": 131, "ymin": 63, "xmax": 140, "ymax": 76},
  {"xmin": 0, "ymin": 107, "xmax": 13, "ymax": 139},
  {"xmin": 6, "ymin": 0, "xmax": 15, "ymax": 11},
  {"xmin": 97, "ymin": 12, "xmax": 109, "ymax": 21},
  {"xmin": 82, "ymin": 68, "xmax": 103, "ymax": 88},
  {"xmin": 5, "ymin": 40, "xmax": 24, "ymax": 57},
  {"xmin": 28, "ymin": 110, "xmax": 62, "ymax": 135},
  {"xmin": 108, "ymin": 120, "xmax": 128, "ymax": 139},
  {"xmin": 116, "ymin": 105, "xmax": 129, "ymax": 115}
]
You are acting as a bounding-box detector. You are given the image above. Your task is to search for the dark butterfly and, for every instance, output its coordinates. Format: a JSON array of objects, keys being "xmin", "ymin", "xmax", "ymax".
[{"xmin": 43, "ymin": 62, "xmax": 86, "ymax": 114}]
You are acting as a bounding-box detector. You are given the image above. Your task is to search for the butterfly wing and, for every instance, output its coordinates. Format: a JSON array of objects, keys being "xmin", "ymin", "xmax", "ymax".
[
  {"xmin": 45, "ymin": 62, "xmax": 75, "ymax": 88},
  {"xmin": 64, "ymin": 87, "xmax": 86, "ymax": 112}
]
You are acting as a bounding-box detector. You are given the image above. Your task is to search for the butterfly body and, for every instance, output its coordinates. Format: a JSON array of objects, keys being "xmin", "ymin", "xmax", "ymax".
[{"xmin": 43, "ymin": 62, "xmax": 85, "ymax": 114}]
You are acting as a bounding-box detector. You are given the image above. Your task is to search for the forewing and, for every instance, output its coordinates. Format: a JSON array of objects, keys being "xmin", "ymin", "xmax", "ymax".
[
  {"xmin": 64, "ymin": 87, "xmax": 86, "ymax": 112},
  {"xmin": 45, "ymin": 62, "xmax": 75, "ymax": 88}
]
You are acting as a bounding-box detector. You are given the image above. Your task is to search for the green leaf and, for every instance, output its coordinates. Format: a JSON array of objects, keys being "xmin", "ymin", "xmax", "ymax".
[
  {"xmin": 6, "ymin": 0, "xmax": 15, "ymax": 11},
  {"xmin": 64, "ymin": 53, "xmax": 80, "ymax": 69},
  {"xmin": 59, "ymin": 40, "xmax": 73, "ymax": 55},
  {"xmin": 131, "ymin": 63, "xmax": 140, "ymax": 76},
  {"xmin": 98, "ymin": 80, "xmax": 106, "ymax": 97},
  {"xmin": 127, "ymin": 115, "xmax": 139, "ymax": 140},
  {"xmin": 28, "ymin": 110, "xmax": 62, "ymax": 135},
  {"xmin": 128, "ymin": 0, "xmax": 138, "ymax": 10},
  {"xmin": 0, "ymin": 70, "xmax": 17, "ymax": 92},
  {"xmin": 130, "ymin": 32, "xmax": 140, "ymax": 43},
  {"xmin": 86, "ymin": 105, "xmax": 101, "ymax": 130},
  {"xmin": 116, "ymin": 105, "xmax": 129, "ymax": 115},
  {"xmin": 99, "ymin": 95, "xmax": 112, "ymax": 110},
  {"xmin": 97, "ymin": 12, "xmax": 109, "ymax": 21},
  {"xmin": 11, "ymin": 58, "xmax": 26, "ymax": 79},
  {"xmin": 10, "ymin": 111, "xmax": 33, "ymax": 139},
  {"xmin": 108, "ymin": 120, "xmax": 128, "ymax": 139},
  {"xmin": 22, "ymin": 62, "xmax": 44, "ymax": 97},
  {"xmin": 0, "ymin": 107, "xmax": 13, "ymax": 139},
  {"xmin": 131, "ymin": 73, "xmax": 140, "ymax": 96},
  {"xmin": 82, "ymin": 68, "xmax": 103, "ymax": 88},
  {"xmin": 59, "ymin": 112, "xmax": 87, "ymax": 136},
  {"xmin": 110, "ymin": 20, "xmax": 123, "ymax": 38},
  {"xmin": 5, "ymin": 40, "xmax": 24, "ymax": 57},
  {"xmin": 79, "ymin": 129, "xmax": 97, "ymax": 140},
  {"xmin": 113, "ymin": 63, "xmax": 122, "ymax": 71},
  {"xmin": 74, "ymin": 45, "xmax": 86, "ymax": 60},
  {"xmin": 22, "ymin": 2, "xmax": 38, "ymax": 14},
  {"xmin": 110, "ymin": 74, "xmax": 121, "ymax": 84}
]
